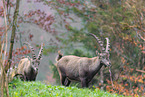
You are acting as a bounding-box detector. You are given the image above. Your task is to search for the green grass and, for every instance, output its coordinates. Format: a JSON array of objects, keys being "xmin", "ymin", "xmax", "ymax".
[{"xmin": 8, "ymin": 79, "xmax": 123, "ymax": 97}]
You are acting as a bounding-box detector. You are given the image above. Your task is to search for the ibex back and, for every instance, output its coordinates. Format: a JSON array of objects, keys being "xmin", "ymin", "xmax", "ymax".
[
  {"xmin": 55, "ymin": 33, "xmax": 111, "ymax": 87},
  {"xmin": 17, "ymin": 42, "xmax": 43, "ymax": 81}
]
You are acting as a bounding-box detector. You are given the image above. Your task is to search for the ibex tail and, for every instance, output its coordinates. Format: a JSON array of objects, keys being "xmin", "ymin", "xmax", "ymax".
[{"xmin": 55, "ymin": 50, "xmax": 63, "ymax": 61}]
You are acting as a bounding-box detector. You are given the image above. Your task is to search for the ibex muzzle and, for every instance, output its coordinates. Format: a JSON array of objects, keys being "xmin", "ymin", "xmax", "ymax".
[
  {"xmin": 17, "ymin": 42, "xmax": 43, "ymax": 81},
  {"xmin": 55, "ymin": 33, "xmax": 111, "ymax": 87}
]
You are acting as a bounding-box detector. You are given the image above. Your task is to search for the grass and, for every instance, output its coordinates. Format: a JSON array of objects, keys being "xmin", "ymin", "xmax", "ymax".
[{"xmin": 8, "ymin": 79, "xmax": 124, "ymax": 97}]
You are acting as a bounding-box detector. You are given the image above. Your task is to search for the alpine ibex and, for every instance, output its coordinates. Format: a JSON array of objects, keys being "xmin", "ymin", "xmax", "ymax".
[
  {"xmin": 55, "ymin": 33, "xmax": 111, "ymax": 87},
  {"xmin": 17, "ymin": 42, "xmax": 43, "ymax": 81}
]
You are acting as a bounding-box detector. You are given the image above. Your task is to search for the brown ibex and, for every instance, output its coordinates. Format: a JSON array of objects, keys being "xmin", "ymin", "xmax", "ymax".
[
  {"xmin": 55, "ymin": 33, "xmax": 111, "ymax": 87},
  {"xmin": 17, "ymin": 42, "xmax": 43, "ymax": 81}
]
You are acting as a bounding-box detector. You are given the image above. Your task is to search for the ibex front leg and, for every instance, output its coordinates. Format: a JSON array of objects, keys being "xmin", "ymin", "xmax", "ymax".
[
  {"xmin": 80, "ymin": 77, "xmax": 88, "ymax": 88},
  {"xmin": 64, "ymin": 78, "xmax": 71, "ymax": 86}
]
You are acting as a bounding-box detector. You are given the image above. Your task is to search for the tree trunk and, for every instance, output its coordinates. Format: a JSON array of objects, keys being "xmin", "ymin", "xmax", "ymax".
[
  {"xmin": 6, "ymin": 0, "xmax": 21, "ymax": 72},
  {"xmin": 1, "ymin": 0, "xmax": 9, "ymax": 96},
  {"xmin": 1, "ymin": 69, "xmax": 4, "ymax": 97},
  {"xmin": 4, "ymin": 71, "xmax": 9, "ymax": 97}
]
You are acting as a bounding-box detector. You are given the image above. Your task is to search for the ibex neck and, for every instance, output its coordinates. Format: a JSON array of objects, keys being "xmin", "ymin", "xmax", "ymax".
[{"xmin": 90, "ymin": 57, "xmax": 103, "ymax": 72}]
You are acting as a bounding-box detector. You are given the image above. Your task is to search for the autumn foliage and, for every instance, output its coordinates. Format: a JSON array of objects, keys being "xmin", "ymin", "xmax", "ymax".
[{"xmin": 0, "ymin": 0, "xmax": 145, "ymax": 97}]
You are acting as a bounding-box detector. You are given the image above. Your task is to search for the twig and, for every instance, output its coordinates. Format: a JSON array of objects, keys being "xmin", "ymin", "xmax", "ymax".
[
  {"xmin": 113, "ymin": 47, "xmax": 135, "ymax": 63},
  {"xmin": 109, "ymin": 66, "xmax": 114, "ymax": 87},
  {"xmin": 136, "ymin": 69, "xmax": 145, "ymax": 73},
  {"xmin": 133, "ymin": 28, "xmax": 145, "ymax": 41}
]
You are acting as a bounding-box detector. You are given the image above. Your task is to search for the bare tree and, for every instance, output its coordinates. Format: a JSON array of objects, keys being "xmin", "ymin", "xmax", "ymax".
[{"xmin": 6, "ymin": 0, "xmax": 21, "ymax": 72}]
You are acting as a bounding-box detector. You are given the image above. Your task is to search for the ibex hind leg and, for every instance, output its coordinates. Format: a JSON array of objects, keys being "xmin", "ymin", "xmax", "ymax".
[
  {"xmin": 60, "ymin": 74, "xmax": 71, "ymax": 86},
  {"xmin": 60, "ymin": 74, "xmax": 67, "ymax": 86}
]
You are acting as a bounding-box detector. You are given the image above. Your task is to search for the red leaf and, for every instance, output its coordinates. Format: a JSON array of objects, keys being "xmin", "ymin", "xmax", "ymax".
[{"xmin": 142, "ymin": 51, "xmax": 145, "ymax": 53}]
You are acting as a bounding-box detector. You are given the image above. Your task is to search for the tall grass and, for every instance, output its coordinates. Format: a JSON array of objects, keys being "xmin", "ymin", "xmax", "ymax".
[{"xmin": 8, "ymin": 79, "xmax": 125, "ymax": 97}]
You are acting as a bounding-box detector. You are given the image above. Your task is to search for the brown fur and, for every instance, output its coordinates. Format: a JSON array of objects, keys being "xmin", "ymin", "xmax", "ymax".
[{"xmin": 17, "ymin": 57, "xmax": 39, "ymax": 81}]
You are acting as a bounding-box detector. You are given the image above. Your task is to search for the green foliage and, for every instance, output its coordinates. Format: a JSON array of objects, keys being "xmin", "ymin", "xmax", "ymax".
[
  {"xmin": 49, "ymin": 61, "xmax": 60, "ymax": 84},
  {"xmin": 72, "ymin": 7, "xmax": 85, "ymax": 17},
  {"xmin": 43, "ymin": 46, "xmax": 58, "ymax": 55},
  {"xmin": 87, "ymin": 22, "xmax": 98, "ymax": 33},
  {"xmin": 8, "ymin": 79, "xmax": 124, "ymax": 97}
]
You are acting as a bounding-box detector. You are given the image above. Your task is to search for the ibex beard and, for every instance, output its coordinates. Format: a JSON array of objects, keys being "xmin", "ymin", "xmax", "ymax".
[{"xmin": 55, "ymin": 33, "xmax": 111, "ymax": 88}]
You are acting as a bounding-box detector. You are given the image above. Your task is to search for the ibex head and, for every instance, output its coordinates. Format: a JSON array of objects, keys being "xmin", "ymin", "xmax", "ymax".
[
  {"xmin": 90, "ymin": 33, "xmax": 111, "ymax": 67},
  {"xmin": 24, "ymin": 42, "xmax": 43, "ymax": 72}
]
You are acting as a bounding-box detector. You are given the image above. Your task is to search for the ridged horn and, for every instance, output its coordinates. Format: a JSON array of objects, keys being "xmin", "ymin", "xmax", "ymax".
[
  {"xmin": 37, "ymin": 43, "xmax": 43, "ymax": 60},
  {"xmin": 89, "ymin": 33, "xmax": 105, "ymax": 53},
  {"xmin": 105, "ymin": 38, "xmax": 110, "ymax": 53},
  {"xmin": 23, "ymin": 42, "xmax": 36, "ymax": 60}
]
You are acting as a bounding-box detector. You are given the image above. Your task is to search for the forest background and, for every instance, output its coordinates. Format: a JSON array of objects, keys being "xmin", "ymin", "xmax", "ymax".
[{"xmin": 0, "ymin": 0, "xmax": 145, "ymax": 96}]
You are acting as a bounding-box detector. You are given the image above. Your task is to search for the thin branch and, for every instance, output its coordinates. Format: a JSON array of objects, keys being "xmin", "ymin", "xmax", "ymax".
[
  {"xmin": 136, "ymin": 69, "xmax": 145, "ymax": 73},
  {"xmin": 138, "ymin": 34, "xmax": 145, "ymax": 41},
  {"xmin": 6, "ymin": 0, "xmax": 10, "ymax": 12},
  {"xmin": 113, "ymin": 47, "xmax": 135, "ymax": 63},
  {"xmin": 1, "ymin": 0, "xmax": 9, "ymax": 96},
  {"xmin": 2, "ymin": 0, "xmax": 8, "ymax": 70},
  {"xmin": 133, "ymin": 28, "xmax": 145, "ymax": 41}
]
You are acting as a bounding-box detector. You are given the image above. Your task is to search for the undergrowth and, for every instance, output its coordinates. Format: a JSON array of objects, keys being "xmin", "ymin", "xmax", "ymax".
[{"xmin": 8, "ymin": 79, "xmax": 125, "ymax": 97}]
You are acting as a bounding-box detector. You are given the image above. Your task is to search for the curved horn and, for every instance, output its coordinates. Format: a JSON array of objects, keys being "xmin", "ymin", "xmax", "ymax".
[
  {"xmin": 23, "ymin": 42, "xmax": 36, "ymax": 60},
  {"xmin": 37, "ymin": 43, "xmax": 43, "ymax": 60},
  {"xmin": 89, "ymin": 33, "xmax": 105, "ymax": 52},
  {"xmin": 105, "ymin": 38, "xmax": 110, "ymax": 53}
]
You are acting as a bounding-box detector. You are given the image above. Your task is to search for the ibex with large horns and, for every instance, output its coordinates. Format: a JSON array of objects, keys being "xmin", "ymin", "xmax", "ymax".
[
  {"xmin": 55, "ymin": 33, "xmax": 111, "ymax": 87},
  {"xmin": 17, "ymin": 42, "xmax": 43, "ymax": 81}
]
